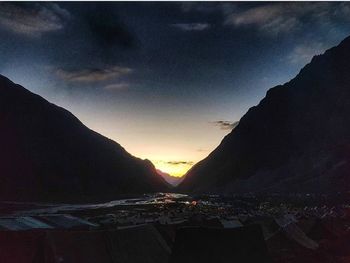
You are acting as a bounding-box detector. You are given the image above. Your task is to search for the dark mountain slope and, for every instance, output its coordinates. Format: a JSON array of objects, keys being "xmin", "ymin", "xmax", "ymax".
[
  {"xmin": 157, "ymin": 170, "xmax": 184, "ymax": 186},
  {"xmin": 0, "ymin": 75, "xmax": 168, "ymax": 202},
  {"xmin": 179, "ymin": 36, "xmax": 350, "ymax": 194}
]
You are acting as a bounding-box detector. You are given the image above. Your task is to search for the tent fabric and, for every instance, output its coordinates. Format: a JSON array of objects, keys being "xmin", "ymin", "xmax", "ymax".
[
  {"xmin": 280, "ymin": 223, "xmax": 319, "ymax": 250},
  {"xmin": 0, "ymin": 230, "xmax": 45, "ymax": 263},
  {"xmin": 273, "ymin": 215, "xmax": 319, "ymax": 250},
  {"xmin": 0, "ymin": 215, "xmax": 96, "ymax": 231},
  {"xmin": 266, "ymin": 228, "xmax": 332, "ymax": 263},
  {"xmin": 0, "ymin": 218, "xmax": 34, "ymax": 231},
  {"xmin": 37, "ymin": 215, "xmax": 97, "ymax": 229},
  {"xmin": 220, "ymin": 219, "xmax": 243, "ymax": 228},
  {"xmin": 266, "ymin": 217, "xmax": 350, "ymax": 263},
  {"xmin": 0, "ymin": 217, "xmax": 52, "ymax": 231},
  {"xmin": 43, "ymin": 230, "xmax": 111, "ymax": 263},
  {"xmin": 105, "ymin": 225, "xmax": 170, "ymax": 263},
  {"xmin": 170, "ymin": 225, "xmax": 272, "ymax": 263},
  {"xmin": 0, "ymin": 225, "xmax": 170, "ymax": 263}
]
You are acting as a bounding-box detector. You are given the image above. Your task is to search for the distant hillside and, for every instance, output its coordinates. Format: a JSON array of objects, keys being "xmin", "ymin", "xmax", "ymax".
[
  {"xmin": 0, "ymin": 75, "xmax": 169, "ymax": 202},
  {"xmin": 179, "ymin": 36, "xmax": 350, "ymax": 195},
  {"xmin": 157, "ymin": 170, "xmax": 184, "ymax": 186}
]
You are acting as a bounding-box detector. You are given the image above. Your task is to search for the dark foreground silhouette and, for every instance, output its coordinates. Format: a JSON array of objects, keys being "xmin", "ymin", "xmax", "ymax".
[
  {"xmin": 180, "ymin": 36, "xmax": 350, "ymax": 195},
  {"xmin": 0, "ymin": 75, "xmax": 169, "ymax": 202},
  {"xmin": 1, "ymin": 193, "xmax": 349, "ymax": 263}
]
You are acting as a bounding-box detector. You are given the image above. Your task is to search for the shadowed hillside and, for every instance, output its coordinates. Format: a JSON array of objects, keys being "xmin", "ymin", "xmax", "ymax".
[
  {"xmin": 0, "ymin": 75, "xmax": 169, "ymax": 202},
  {"xmin": 179, "ymin": 36, "xmax": 350, "ymax": 195}
]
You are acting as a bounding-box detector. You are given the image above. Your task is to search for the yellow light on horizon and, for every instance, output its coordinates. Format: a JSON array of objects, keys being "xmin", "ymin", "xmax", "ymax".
[{"xmin": 152, "ymin": 160, "xmax": 193, "ymax": 177}]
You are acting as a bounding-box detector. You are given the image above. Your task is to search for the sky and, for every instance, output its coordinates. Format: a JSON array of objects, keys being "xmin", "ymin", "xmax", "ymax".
[{"xmin": 1, "ymin": 2, "xmax": 350, "ymax": 177}]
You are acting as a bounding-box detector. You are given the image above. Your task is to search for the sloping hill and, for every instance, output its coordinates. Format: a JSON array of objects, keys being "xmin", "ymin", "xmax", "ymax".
[
  {"xmin": 0, "ymin": 75, "xmax": 168, "ymax": 202},
  {"xmin": 179, "ymin": 36, "xmax": 350, "ymax": 194}
]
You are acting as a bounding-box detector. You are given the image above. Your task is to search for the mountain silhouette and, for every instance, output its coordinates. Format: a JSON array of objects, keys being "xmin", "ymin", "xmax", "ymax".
[
  {"xmin": 179, "ymin": 36, "xmax": 350, "ymax": 194},
  {"xmin": 157, "ymin": 170, "xmax": 184, "ymax": 186},
  {"xmin": 0, "ymin": 75, "xmax": 168, "ymax": 202}
]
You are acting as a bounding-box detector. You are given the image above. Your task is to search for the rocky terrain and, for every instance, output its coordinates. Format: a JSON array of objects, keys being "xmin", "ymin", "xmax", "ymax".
[{"xmin": 180, "ymin": 36, "xmax": 350, "ymax": 195}]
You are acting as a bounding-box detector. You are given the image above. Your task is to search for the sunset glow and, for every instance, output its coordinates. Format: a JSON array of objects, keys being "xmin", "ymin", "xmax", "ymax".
[
  {"xmin": 1, "ymin": 2, "xmax": 349, "ymax": 178},
  {"xmin": 152, "ymin": 160, "xmax": 193, "ymax": 178},
  {"xmin": 1, "ymin": 2, "xmax": 350, "ymax": 262}
]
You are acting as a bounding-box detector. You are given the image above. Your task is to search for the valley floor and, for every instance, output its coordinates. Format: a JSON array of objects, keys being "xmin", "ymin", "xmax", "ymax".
[{"xmin": 1, "ymin": 193, "xmax": 350, "ymax": 263}]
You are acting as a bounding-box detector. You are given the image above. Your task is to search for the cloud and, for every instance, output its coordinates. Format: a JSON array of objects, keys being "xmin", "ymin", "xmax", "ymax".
[
  {"xmin": 212, "ymin": 120, "xmax": 239, "ymax": 131},
  {"xmin": 181, "ymin": 2, "xmax": 350, "ymax": 35},
  {"xmin": 288, "ymin": 42, "xmax": 329, "ymax": 65},
  {"xmin": 0, "ymin": 3, "xmax": 70, "ymax": 36},
  {"xmin": 196, "ymin": 148, "xmax": 208, "ymax": 153},
  {"xmin": 180, "ymin": 2, "xmax": 227, "ymax": 14},
  {"xmin": 165, "ymin": 161, "xmax": 194, "ymax": 166},
  {"xmin": 86, "ymin": 9, "xmax": 137, "ymax": 48},
  {"xmin": 224, "ymin": 2, "xmax": 350, "ymax": 35},
  {"xmin": 335, "ymin": 2, "xmax": 350, "ymax": 18},
  {"xmin": 55, "ymin": 66, "xmax": 132, "ymax": 83},
  {"xmin": 225, "ymin": 3, "xmax": 298, "ymax": 33},
  {"xmin": 171, "ymin": 23, "xmax": 210, "ymax": 31},
  {"xmin": 104, "ymin": 82, "xmax": 130, "ymax": 91}
]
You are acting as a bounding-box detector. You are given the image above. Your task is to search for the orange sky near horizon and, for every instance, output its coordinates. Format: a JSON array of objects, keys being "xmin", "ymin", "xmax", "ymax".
[
  {"xmin": 89, "ymin": 115, "xmax": 233, "ymax": 177},
  {"xmin": 1, "ymin": 1, "xmax": 349, "ymax": 179},
  {"xmin": 66, "ymin": 104, "xmax": 235, "ymax": 177}
]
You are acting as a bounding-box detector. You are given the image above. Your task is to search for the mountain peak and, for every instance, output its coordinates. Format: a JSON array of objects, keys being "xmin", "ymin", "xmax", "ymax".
[
  {"xmin": 157, "ymin": 170, "xmax": 184, "ymax": 186},
  {"xmin": 338, "ymin": 35, "xmax": 350, "ymax": 47},
  {"xmin": 0, "ymin": 75, "xmax": 169, "ymax": 202},
  {"xmin": 179, "ymin": 35, "xmax": 350, "ymax": 194}
]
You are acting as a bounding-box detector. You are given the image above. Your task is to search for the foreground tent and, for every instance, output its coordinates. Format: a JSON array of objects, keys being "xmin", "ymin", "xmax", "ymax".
[
  {"xmin": 104, "ymin": 225, "xmax": 171, "ymax": 263},
  {"xmin": 170, "ymin": 225, "xmax": 271, "ymax": 263},
  {"xmin": 0, "ymin": 225, "xmax": 170, "ymax": 263},
  {"xmin": 265, "ymin": 216, "xmax": 350, "ymax": 263},
  {"xmin": 0, "ymin": 215, "xmax": 97, "ymax": 231}
]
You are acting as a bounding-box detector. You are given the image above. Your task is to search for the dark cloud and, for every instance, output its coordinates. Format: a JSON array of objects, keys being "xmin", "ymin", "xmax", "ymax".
[
  {"xmin": 166, "ymin": 161, "xmax": 194, "ymax": 166},
  {"xmin": 171, "ymin": 23, "xmax": 210, "ymax": 31},
  {"xmin": 180, "ymin": 2, "xmax": 226, "ymax": 14},
  {"xmin": 288, "ymin": 41, "xmax": 329, "ymax": 65},
  {"xmin": 224, "ymin": 3, "xmax": 302, "ymax": 34},
  {"xmin": 180, "ymin": 2, "xmax": 350, "ymax": 36},
  {"xmin": 212, "ymin": 121, "xmax": 239, "ymax": 131},
  {"xmin": 86, "ymin": 9, "xmax": 137, "ymax": 49},
  {"xmin": 0, "ymin": 3, "xmax": 70, "ymax": 36},
  {"xmin": 228, "ymin": 3, "xmax": 350, "ymax": 35},
  {"xmin": 196, "ymin": 148, "xmax": 208, "ymax": 152},
  {"xmin": 55, "ymin": 66, "xmax": 132, "ymax": 83},
  {"xmin": 104, "ymin": 82, "xmax": 130, "ymax": 91}
]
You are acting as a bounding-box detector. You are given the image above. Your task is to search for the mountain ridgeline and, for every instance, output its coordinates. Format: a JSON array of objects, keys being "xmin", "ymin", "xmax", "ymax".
[
  {"xmin": 0, "ymin": 75, "xmax": 168, "ymax": 202},
  {"xmin": 179, "ymin": 36, "xmax": 350, "ymax": 194},
  {"xmin": 157, "ymin": 170, "xmax": 184, "ymax": 186}
]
